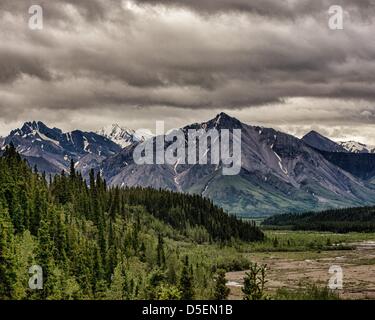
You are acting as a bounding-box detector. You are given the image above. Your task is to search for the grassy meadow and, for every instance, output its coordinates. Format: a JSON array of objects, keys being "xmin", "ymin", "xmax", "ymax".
[{"xmin": 169, "ymin": 229, "xmax": 375, "ymax": 300}]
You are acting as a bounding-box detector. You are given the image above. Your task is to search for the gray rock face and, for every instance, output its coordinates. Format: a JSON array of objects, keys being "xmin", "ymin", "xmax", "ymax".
[
  {"xmin": 3, "ymin": 115, "xmax": 375, "ymax": 216},
  {"xmin": 96, "ymin": 113, "xmax": 375, "ymax": 216}
]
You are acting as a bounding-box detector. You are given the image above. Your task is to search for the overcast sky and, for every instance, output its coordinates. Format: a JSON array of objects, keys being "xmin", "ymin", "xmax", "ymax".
[{"xmin": 1, "ymin": 0, "xmax": 375, "ymax": 143}]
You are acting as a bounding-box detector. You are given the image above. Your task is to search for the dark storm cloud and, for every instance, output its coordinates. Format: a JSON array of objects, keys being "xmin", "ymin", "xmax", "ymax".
[
  {"xmin": 1, "ymin": 0, "xmax": 375, "ymax": 140},
  {"xmin": 134, "ymin": 0, "xmax": 375, "ymax": 19},
  {"xmin": 0, "ymin": 0, "xmax": 113, "ymax": 21},
  {"xmin": 0, "ymin": 48, "xmax": 51, "ymax": 83},
  {"xmin": 135, "ymin": 0, "xmax": 294, "ymax": 18}
]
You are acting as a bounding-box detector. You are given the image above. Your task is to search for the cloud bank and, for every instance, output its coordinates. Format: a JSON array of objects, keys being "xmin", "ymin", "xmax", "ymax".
[{"xmin": 0, "ymin": 0, "xmax": 375, "ymax": 142}]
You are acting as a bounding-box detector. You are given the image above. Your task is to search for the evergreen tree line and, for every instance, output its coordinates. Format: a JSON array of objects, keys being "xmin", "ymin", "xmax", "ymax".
[
  {"xmin": 120, "ymin": 187, "xmax": 264, "ymax": 242},
  {"xmin": 263, "ymin": 206, "xmax": 375, "ymax": 233},
  {"xmin": 0, "ymin": 144, "xmax": 262, "ymax": 299}
]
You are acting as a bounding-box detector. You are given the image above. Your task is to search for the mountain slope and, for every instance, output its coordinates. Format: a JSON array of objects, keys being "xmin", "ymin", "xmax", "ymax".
[
  {"xmin": 317, "ymin": 150, "xmax": 375, "ymax": 181},
  {"xmin": 3, "ymin": 116, "xmax": 375, "ymax": 217},
  {"xmin": 4, "ymin": 121, "xmax": 121, "ymax": 174},
  {"xmin": 302, "ymin": 130, "xmax": 347, "ymax": 152},
  {"xmin": 96, "ymin": 113, "xmax": 375, "ymax": 217},
  {"xmin": 301, "ymin": 131, "xmax": 375, "ymax": 181},
  {"xmin": 301, "ymin": 131, "xmax": 375, "ymax": 154}
]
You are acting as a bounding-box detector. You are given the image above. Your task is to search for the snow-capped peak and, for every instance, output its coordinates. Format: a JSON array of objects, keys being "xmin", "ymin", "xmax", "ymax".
[
  {"xmin": 97, "ymin": 124, "xmax": 153, "ymax": 148},
  {"xmin": 339, "ymin": 141, "xmax": 375, "ymax": 154}
]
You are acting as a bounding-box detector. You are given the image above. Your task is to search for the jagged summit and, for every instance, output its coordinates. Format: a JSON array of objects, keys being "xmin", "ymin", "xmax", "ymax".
[
  {"xmin": 211, "ymin": 112, "xmax": 242, "ymax": 127},
  {"xmin": 97, "ymin": 124, "xmax": 137, "ymax": 148},
  {"xmin": 303, "ymin": 130, "xmax": 325, "ymax": 139},
  {"xmin": 339, "ymin": 140, "xmax": 375, "ymax": 154},
  {"xmin": 215, "ymin": 112, "xmax": 233, "ymax": 120},
  {"xmin": 186, "ymin": 112, "xmax": 243, "ymax": 131},
  {"xmin": 97, "ymin": 124, "xmax": 153, "ymax": 148},
  {"xmin": 10, "ymin": 121, "xmax": 64, "ymax": 138},
  {"xmin": 302, "ymin": 130, "xmax": 347, "ymax": 153},
  {"xmin": 3, "ymin": 121, "xmax": 121, "ymax": 175},
  {"xmin": 303, "ymin": 130, "xmax": 375, "ymax": 154}
]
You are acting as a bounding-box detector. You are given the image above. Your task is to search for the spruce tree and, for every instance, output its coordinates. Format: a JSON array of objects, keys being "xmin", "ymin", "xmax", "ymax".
[
  {"xmin": 179, "ymin": 256, "xmax": 194, "ymax": 300},
  {"xmin": 156, "ymin": 234, "xmax": 166, "ymax": 268},
  {"xmin": 213, "ymin": 269, "xmax": 230, "ymax": 300},
  {"xmin": 70, "ymin": 159, "xmax": 76, "ymax": 179}
]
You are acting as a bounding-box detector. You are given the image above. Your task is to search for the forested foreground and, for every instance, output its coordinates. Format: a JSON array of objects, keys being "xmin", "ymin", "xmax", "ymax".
[
  {"xmin": 263, "ymin": 206, "xmax": 375, "ymax": 233},
  {"xmin": 0, "ymin": 144, "xmax": 263, "ymax": 300}
]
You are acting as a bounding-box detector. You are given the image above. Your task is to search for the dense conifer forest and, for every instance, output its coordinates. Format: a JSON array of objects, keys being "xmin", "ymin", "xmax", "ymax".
[
  {"xmin": 0, "ymin": 144, "xmax": 263, "ymax": 300},
  {"xmin": 263, "ymin": 207, "xmax": 375, "ymax": 233}
]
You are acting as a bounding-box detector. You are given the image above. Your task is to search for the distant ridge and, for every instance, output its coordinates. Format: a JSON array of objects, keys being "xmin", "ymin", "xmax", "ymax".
[
  {"xmin": 302, "ymin": 130, "xmax": 347, "ymax": 152},
  {"xmin": 2, "ymin": 115, "xmax": 375, "ymax": 216}
]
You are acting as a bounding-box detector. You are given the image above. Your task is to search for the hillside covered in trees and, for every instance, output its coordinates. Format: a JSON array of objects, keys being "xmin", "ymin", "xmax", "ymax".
[
  {"xmin": 0, "ymin": 144, "xmax": 263, "ymax": 300},
  {"xmin": 263, "ymin": 206, "xmax": 375, "ymax": 233}
]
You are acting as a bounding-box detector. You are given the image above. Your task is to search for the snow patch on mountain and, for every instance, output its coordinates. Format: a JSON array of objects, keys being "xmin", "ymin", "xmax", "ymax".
[
  {"xmin": 97, "ymin": 124, "xmax": 153, "ymax": 148},
  {"xmin": 339, "ymin": 141, "xmax": 375, "ymax": 154},
  {"xmin": 273, "ymin": 151, "xmax": 288, "ymax": 175},
  {"xmin": 173, "ymin": 159, "xmax": 182, "ymax": 191},
  {"xmin": 37, "ymin": 131, "xmax": 60, "ymax": 147},
  {"xmin": 2, "ymin": 121, "xmax": 122, "ymax": 175},
  {"xmin": 83, "ymin": 136, "xmax": 90, "ymax": 153}
]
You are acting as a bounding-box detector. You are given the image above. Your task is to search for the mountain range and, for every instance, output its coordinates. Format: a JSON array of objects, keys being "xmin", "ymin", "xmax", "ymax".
[
  {"xmin": 1, "ymin": 114, "xmax": 375, "ymax": 217},
  {"xmin": 301, "ymin": 130, "xmax": 375, "ymax": 154},
  {"xmin": 0, "ymin": 121, "xmax": 122, "ymax": 175},
  {"xmin": 301, "ymin": 131, "xmax": 375, "ymax": 182}
]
